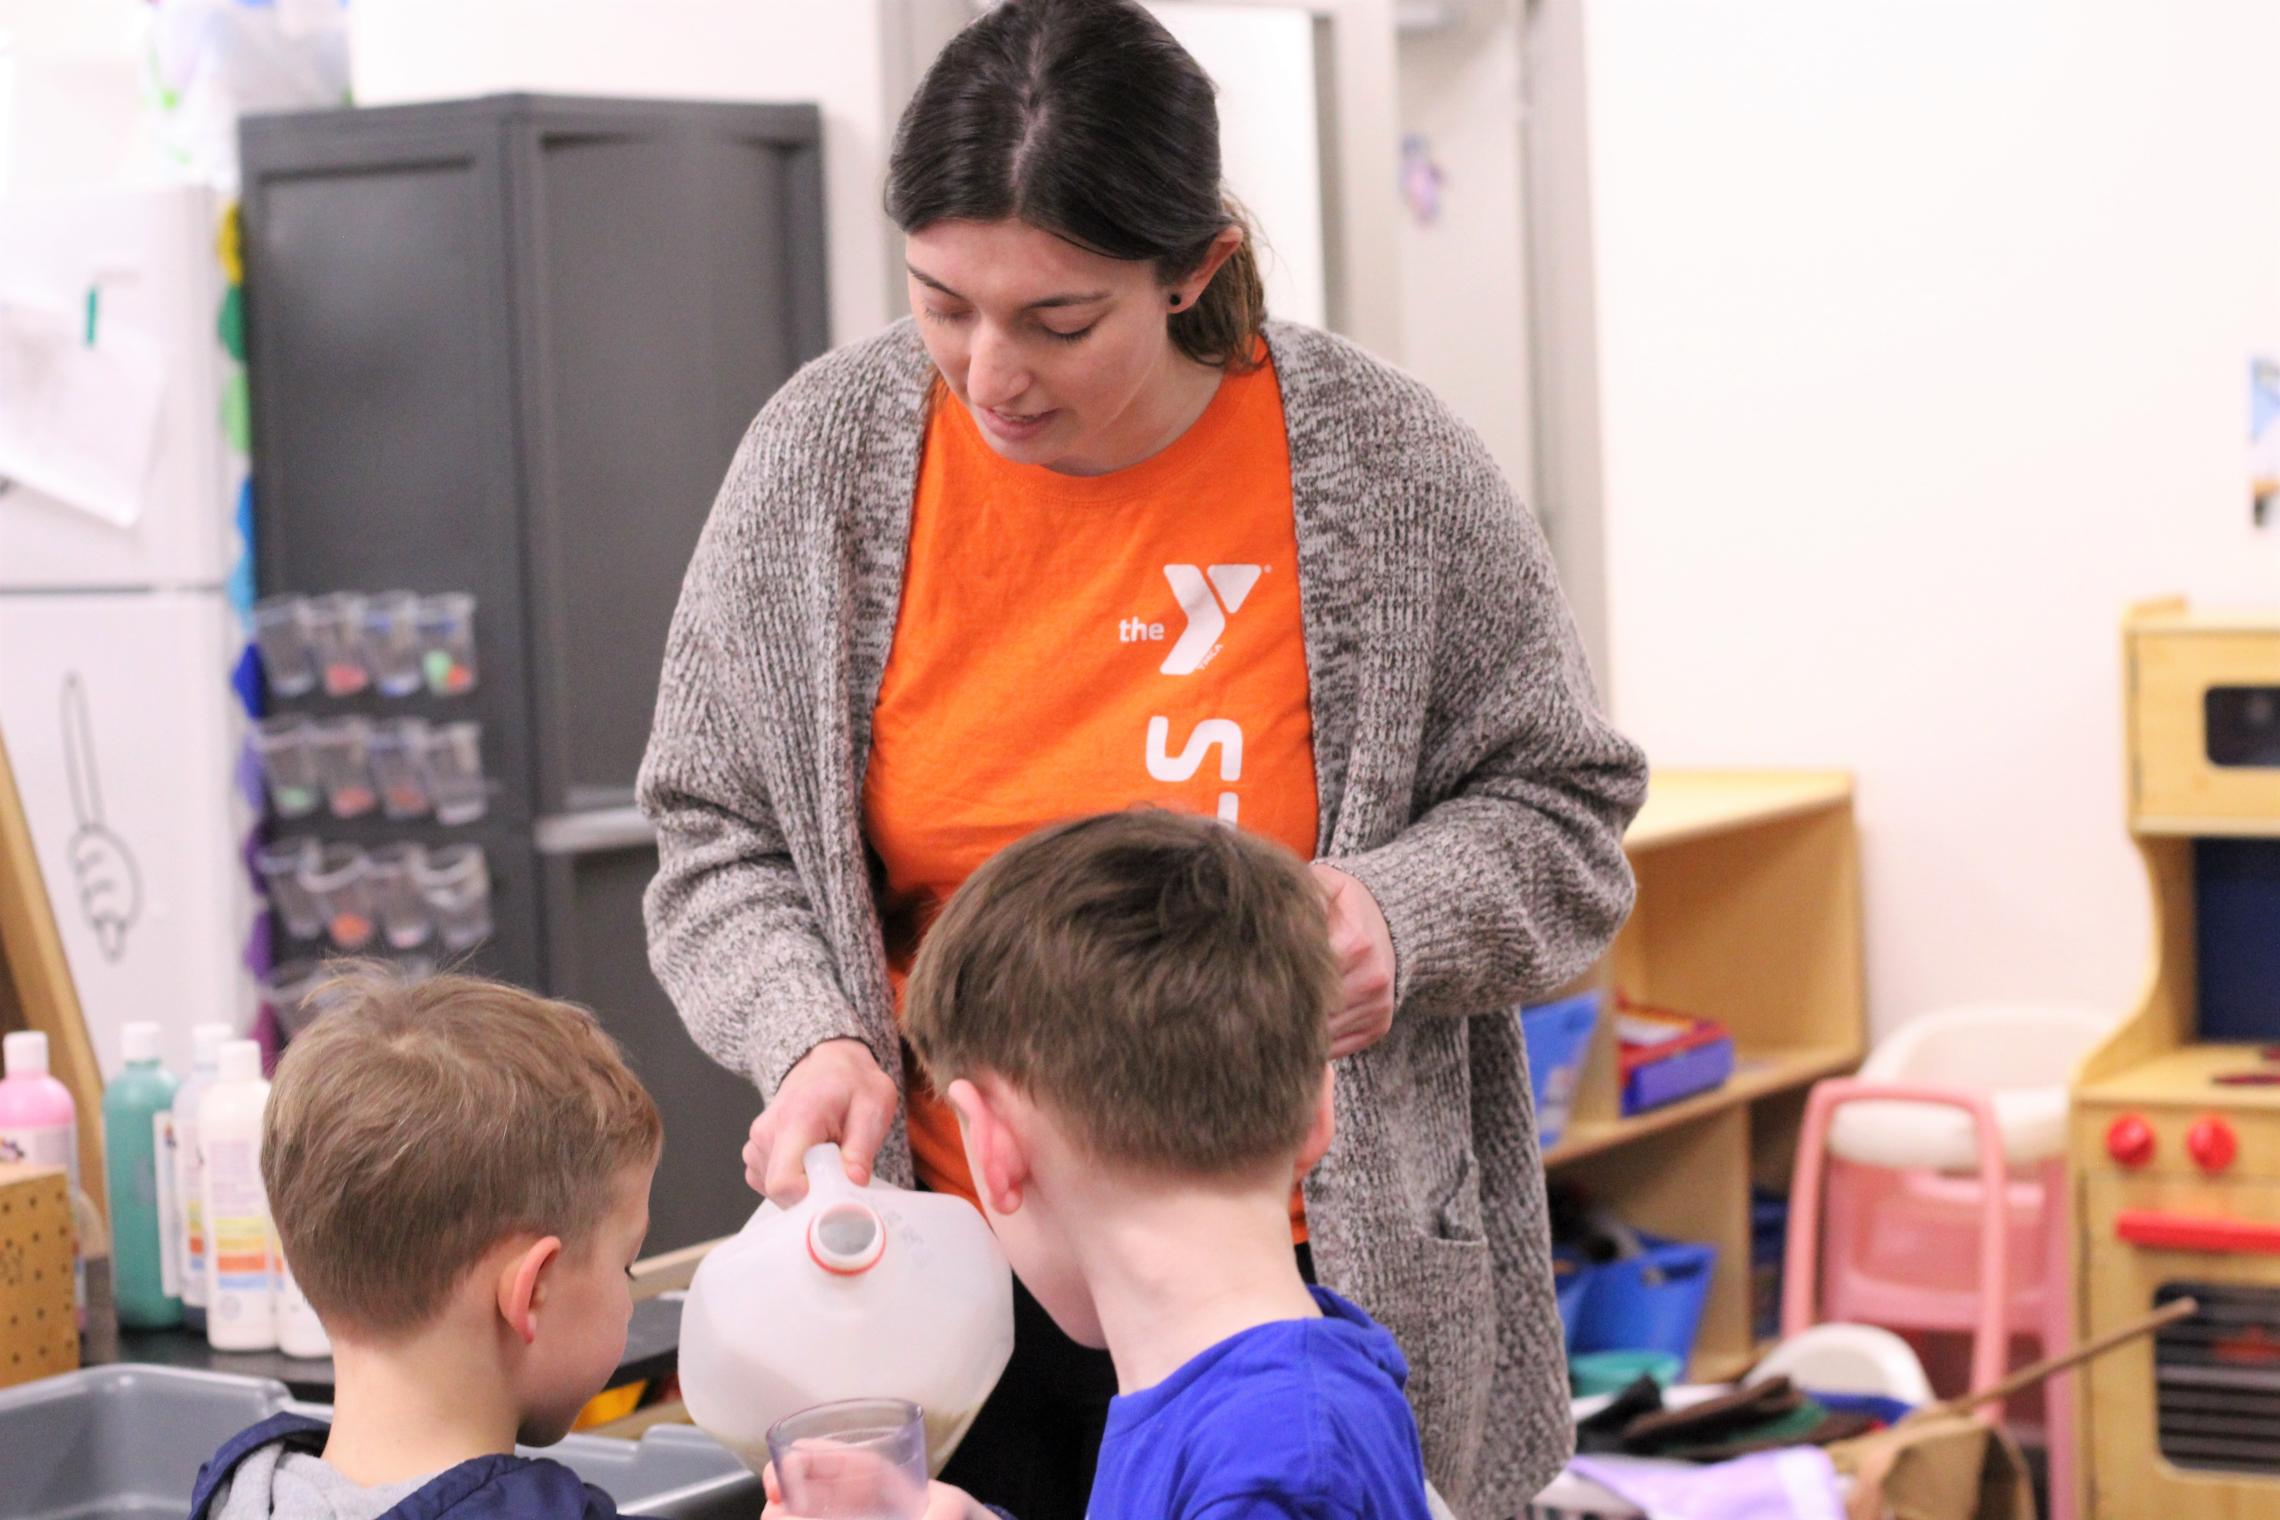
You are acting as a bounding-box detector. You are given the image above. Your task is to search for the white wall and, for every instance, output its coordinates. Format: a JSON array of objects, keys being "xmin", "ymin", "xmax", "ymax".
[{"xmin": 1578, "ymin": 1, "xmax": 2280, "ymax": 1034}]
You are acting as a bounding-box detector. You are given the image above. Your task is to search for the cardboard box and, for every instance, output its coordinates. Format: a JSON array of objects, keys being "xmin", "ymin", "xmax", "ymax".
[{"xmin": 0, "ymin": 1163, "xmax": 78, "ymax": 1389}]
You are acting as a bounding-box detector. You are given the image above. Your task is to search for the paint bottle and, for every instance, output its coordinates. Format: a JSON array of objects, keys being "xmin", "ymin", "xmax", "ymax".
[
  {"xmin": 276, "ymin": 1248, "xmax": 331, "ymax": 1359},
  {"xmin": 173, "ymin": 1022, "xmax": 231, "ymax": 1332},
  {"xmin": 0, "ymin": 1031, "xmax": 83, "ymax": 1311},
  {"xmin": 103, "ymin": 1022, "xmax": 182, "ymax": 1329},
  {"xmin": 199, "ymin": 1040, "xmax": 275, "ymax": 1351}
]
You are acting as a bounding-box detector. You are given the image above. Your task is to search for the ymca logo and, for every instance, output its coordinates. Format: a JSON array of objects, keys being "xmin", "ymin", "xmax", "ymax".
[{"xmin": 1121, "ymin": 564, "xmax": 1263, "ymax": 675}]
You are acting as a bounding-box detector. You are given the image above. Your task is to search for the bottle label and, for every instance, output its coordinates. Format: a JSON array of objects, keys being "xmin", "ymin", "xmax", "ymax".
[
  {"xmin": 178, "ymin": 1112, "xmax": 207, "ymax": 1307},
  {"xmin": 0, "ymin": 1121, "xmax": 77, "ymax": 1190},
  {"xmin": 153, "ymin": 1111, "xmax": 183, "ymax": 1299},
  {"xmin": 205, "ymin": 1137, "xmax": 272, "ymax": 1295}
]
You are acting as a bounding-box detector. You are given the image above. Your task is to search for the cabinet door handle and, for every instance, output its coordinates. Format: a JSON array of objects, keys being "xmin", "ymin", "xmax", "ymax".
[
  {"xmin": 533, "ymin": 807, "xmax": 655, "ymax": 856},
  {"xmin": 2116, "ymin": 1209, "xmax": 2280, "ymax": 1255}
]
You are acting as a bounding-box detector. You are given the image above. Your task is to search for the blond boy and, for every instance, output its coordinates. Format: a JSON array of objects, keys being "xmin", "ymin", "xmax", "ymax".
[{"xmin": 190, "ymin": 970, "xmax": 661, "ymax": 1520}]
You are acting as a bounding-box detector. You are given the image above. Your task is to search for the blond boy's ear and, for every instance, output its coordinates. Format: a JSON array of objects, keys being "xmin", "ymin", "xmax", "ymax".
[
  {"xmin": 497, "ymin": 1236, "xmax": 562, "ymax": 1346},
  {"xmin": 945, "ymin": 1077, "xmax": 1031, "ymax": 1218},
  {"xmin": 1295, "ymin": 1066, "xmax": 1336, "ymax": 1179}
]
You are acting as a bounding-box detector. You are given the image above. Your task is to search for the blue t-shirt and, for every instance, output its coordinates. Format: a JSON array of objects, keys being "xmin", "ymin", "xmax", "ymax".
[{"xmin": 1087, "ymin": 1287, "xmax": 1432, "ymax": 1520}]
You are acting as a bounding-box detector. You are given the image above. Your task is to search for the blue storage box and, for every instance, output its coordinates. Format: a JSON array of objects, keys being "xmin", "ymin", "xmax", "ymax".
[
  {"xmin": 1521, "ymin": 993, "xmax": 1601, "ymax": 1152},
  {"xmin": 1553, "ymin": 1247, "xmax": 1592, "ymax": 1350},
  {"xmin": 1566, "ymin": 1233, "xmax": 1719, "ymax": 1362}
]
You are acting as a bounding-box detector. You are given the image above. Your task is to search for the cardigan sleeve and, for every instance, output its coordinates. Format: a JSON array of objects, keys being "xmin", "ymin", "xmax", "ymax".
[
  {"xmin": 636, "ymin": 423, "xmax": 873, "ymax": 1099},
  {"xmin": 1324, "ymin": 409, "xmax": 1647, "ymax": 1021}
]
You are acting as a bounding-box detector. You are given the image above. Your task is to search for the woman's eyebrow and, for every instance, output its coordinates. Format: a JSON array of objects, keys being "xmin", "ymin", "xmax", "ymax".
[{"xmin": 907, "ymin": 263, "xmax": 1110, "ymax": 310}]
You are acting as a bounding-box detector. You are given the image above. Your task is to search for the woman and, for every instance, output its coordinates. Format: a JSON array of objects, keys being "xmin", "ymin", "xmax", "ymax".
[{"xmin": 639, "ymin": 2, "xmax": 1645, "ymax": 1515}]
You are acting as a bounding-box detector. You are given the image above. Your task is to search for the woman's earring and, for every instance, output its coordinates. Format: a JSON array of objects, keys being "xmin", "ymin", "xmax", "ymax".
[{"xmin": 1169, "ymin": 293, "xmax": 1182, "ymax": 308}]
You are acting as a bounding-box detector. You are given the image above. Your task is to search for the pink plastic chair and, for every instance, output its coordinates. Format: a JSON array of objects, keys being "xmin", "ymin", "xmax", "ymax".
[{"xmin": 1783, "ymin": 1006, "xmax": 2108, "ymax": 1520}]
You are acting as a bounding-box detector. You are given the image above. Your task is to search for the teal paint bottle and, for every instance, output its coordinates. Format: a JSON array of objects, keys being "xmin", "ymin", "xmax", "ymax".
[{"xmin": 104, "ymin": 1021, "xmax": 183, "ymax": 1329}]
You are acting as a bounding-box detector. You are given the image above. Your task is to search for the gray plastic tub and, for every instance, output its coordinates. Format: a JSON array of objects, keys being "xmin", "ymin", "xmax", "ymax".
[{"xmin": 0, "ymin": 1365, "xmax": 760, "ymax": 1520}]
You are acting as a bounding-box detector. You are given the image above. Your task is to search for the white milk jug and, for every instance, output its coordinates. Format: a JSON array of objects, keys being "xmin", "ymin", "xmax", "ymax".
[{"xmin": 679, "ymin": 1143, "xmax": 1015, "ymax": 1475}]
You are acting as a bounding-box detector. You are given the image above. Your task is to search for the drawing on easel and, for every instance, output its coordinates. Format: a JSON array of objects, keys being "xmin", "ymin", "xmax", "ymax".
[{"xmin": 59, "ymin": 674, "xmax": 142, "ymax": 962}]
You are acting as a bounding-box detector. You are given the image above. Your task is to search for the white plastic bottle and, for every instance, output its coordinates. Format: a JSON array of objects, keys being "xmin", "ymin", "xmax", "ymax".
[
  {"xmin": 275, "ymin": 1248, "xmax": 331, "ymax": 1359},
  {"xmin": 680, "ymin": 1143, "xmax": 1014, "ymax": 1475},
  {"xmin": 172, "ymin": 1022, "xmax": 231, "ymax": 1332},
  {"xmin": 199, "ymin": 1040, "xmax": 276, "ymax": 1351}
]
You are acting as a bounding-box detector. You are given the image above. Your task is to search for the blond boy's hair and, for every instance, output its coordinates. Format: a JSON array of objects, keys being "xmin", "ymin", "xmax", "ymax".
[
  {"xmin": 904, "ymin": 809, "xmax": 1338, "ymax": 1174},
  {"xmin": 262, "ymin": 966, "xmax": 662, "ymax": 1337}
]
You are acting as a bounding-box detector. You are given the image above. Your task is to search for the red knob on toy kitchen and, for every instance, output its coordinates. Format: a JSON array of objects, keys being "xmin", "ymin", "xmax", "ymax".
[
  {"xmin": 2106, "ymin": 1114, "xmax": 2156, "ymax": 1169},
  {"xmin": 2187, "ymin": 1115, "xmax": 2238, "ymax": 1174}
]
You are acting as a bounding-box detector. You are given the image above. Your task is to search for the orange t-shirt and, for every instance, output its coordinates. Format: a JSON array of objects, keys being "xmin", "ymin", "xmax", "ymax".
[{"xmin": 865, "ymin": 355, "xmax": 1319, "ymax": 1237}]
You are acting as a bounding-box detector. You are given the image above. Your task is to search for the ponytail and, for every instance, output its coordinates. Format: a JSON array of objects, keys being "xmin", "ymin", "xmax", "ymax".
[{"xmin": 1169, "ymin": 204, "xmax": 1267, "ymax": 373}]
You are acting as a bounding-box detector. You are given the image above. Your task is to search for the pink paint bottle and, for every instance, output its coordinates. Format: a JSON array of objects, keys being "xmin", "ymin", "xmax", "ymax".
[
  {"xmin": 0, "ymin": 1031, "xmax": 78, "ymax": 1186},
  {"xmin": 0, "ymin": 1031, "xmax": 85, "ymax": 1314}
]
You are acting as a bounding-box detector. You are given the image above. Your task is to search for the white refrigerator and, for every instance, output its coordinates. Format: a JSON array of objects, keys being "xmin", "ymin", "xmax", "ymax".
[{"xmin": 0, "ymin": 184, "xmax": 258, "ymax": 1077}]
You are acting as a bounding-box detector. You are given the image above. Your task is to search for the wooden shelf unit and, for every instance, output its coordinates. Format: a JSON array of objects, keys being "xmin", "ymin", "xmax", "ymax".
[{"xmin": 1551, "ymin": 770, "xmax": 1867, "ymax": 1380}]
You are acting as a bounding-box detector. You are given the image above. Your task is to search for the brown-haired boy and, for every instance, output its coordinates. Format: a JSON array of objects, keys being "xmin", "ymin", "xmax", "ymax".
[
  {"xmin": 873, "ymin": 810, "xmax": 1433, "ymax": 1520},
  {"xmin": 190, "ymin": 969, "xmax": 662, "ymax": 1520}
]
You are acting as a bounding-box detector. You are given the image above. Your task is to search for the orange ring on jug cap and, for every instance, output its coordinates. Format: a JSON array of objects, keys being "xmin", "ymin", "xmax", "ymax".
[{"xmin": 807, "ymin": 1202, "xmax": 888, "ymax": 1275}]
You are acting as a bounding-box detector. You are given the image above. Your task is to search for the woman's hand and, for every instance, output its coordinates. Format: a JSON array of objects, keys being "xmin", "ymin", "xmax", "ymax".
[
  {"xmin": 744, "ymin": 1037, "xmax": 900, "ymax": 1203},
  {"xmin": 1312, "ymin": 863, "xmax": 1397, "ymax": 1058}
]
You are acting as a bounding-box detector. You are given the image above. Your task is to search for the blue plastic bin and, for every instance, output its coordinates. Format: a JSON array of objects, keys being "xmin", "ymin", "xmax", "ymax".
[
  {"xmin": 1521, "ymin": 993, "xmax": 1600, "ymax": 1152},
  {"xmin": 1553, "ymin": 1248, "xmax": 1592, "ymax": 1351},
  {"xmin": 1567, "ymin": 1233, "xmax": 1718, "ymax": 1362}
]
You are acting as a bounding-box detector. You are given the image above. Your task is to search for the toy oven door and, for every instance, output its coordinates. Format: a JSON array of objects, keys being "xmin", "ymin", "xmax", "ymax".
[{"xmin": 2083, "ymin": 1172, "xmax": 2280, "ymax": 1516}]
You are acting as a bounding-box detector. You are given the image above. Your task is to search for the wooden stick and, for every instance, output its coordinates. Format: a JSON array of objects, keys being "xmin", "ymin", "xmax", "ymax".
[
  {"xmin": 0, "ymin": 732, "xmax": 107, "ymax": 1218},
  {"xmin": 1913, "ymin": 1296, "xmax": 2199, "ymax": 1422}
]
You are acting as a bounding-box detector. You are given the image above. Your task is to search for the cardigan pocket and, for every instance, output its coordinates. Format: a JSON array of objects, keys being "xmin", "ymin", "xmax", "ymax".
[
  {"xmin": 1394, "ymin": 1230, "xmax": 1496, "ymax": 1501},
  {"xmin": 1429, "ymin": 1148, "xmax": 1485, "ymax": 1245}
]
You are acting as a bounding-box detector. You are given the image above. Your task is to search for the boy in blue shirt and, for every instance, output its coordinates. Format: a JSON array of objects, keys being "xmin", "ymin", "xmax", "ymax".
[
  {"xmin": 897, "ymin": 810, "xmax": 1434, "ymax": 1520},
  {"xmin": 188, "ymin": 970, "xmax": 662, "ymax": 1520}
]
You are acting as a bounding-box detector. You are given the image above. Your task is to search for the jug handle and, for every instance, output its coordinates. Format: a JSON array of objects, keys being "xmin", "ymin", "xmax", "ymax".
[{"xmin": 802, "ymin": 1142, "xmax": 853, "ymax": 1197}]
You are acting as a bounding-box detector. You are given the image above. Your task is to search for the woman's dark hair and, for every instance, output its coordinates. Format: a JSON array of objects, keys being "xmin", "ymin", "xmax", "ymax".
[{"xmin": 885, "ymin": 0, "xmax": 1267, "ymax": 371}]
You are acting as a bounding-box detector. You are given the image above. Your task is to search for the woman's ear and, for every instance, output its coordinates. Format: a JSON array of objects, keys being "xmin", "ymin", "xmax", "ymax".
[
  {"xmin": 946, "ymin": 1077, "xmax": 1031, "ymax": 1218},
  {"xmin": 1296, "ymin": 1066, "xmax": 1337, "ymax": 1178},
  {"xmin": 496, "ymin": 1236, "xmax": 562, "ymax": 1346},
  {"xmin": 1168, "ymin": 225, "xmax": 1247, "ymax": 310}
]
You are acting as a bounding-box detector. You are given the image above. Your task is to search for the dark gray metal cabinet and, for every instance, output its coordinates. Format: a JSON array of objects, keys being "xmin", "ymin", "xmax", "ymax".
[{"xmin": 240, "ymin": 95, "xmax": 828, "ymax": 1250}]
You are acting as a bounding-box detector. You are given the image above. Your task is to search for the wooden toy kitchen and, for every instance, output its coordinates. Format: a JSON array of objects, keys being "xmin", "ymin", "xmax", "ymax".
[{"xmin": 2072, "ymin": 599, "xmax": 2280, "ymax": 1517}]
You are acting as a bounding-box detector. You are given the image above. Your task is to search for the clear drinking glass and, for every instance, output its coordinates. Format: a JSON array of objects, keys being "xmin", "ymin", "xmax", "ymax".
[
  {"xmin": 363, "ymin": 591, "xmax": 426, "ymax": 697},
  {"xmin": 417, "ymin": 592, "xmax": 478, "ymax": 697},
  {"xmin": 309, "ymin": 716, "xmax": 377, "ymax": 819},
  {"xmin": 252, "ymin": 715, "xmax": 323, "ymax": 819},
  {"xmin": 250, "ymin": 595, "xmax": 318, "ymax": 698},
  {"xmin": 424, "ymin": 720, "xmax": 488, "ymax": 825},
  {"xmin": 303, "ymin": 843, "xmax": 376, "ymax": 952},
  {"xmin": 306, "ymin": 592, "xmax": 373, "ymax": 698},
  {"xmin": 255, "ymin": 836, "xmax": 325, "ymax": 940},
  {"xmin": 367, "ymin": 842, "xmax": 433, "ymax": 950},
  {"xmin": 413, "ymin": 844, "xmax": 492, "ymax": 951},
  {"xmin": 368, "ymin": 718, "xmax": 433, "ymax": 820},
  {"xmin": 766, "ymin": 1400, "xmax": 930, "ymax": 1520}
]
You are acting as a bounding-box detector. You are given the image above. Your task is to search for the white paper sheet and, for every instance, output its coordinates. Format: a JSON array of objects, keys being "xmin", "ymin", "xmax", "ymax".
[{"xmin": 0, "ymin": 293, "xmax": 166, "ymax": 530}]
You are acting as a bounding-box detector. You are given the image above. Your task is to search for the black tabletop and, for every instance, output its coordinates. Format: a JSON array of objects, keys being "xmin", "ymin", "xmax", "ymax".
[{"xmin": 107, "ymin": 1295, "xmax": 683, "ymax": 1405}]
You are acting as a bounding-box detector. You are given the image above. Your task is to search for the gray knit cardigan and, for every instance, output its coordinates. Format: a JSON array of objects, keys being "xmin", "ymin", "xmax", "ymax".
[{"xmin": 637, "ymin": 319, "xmax": 1647, "ymax": 1515}]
